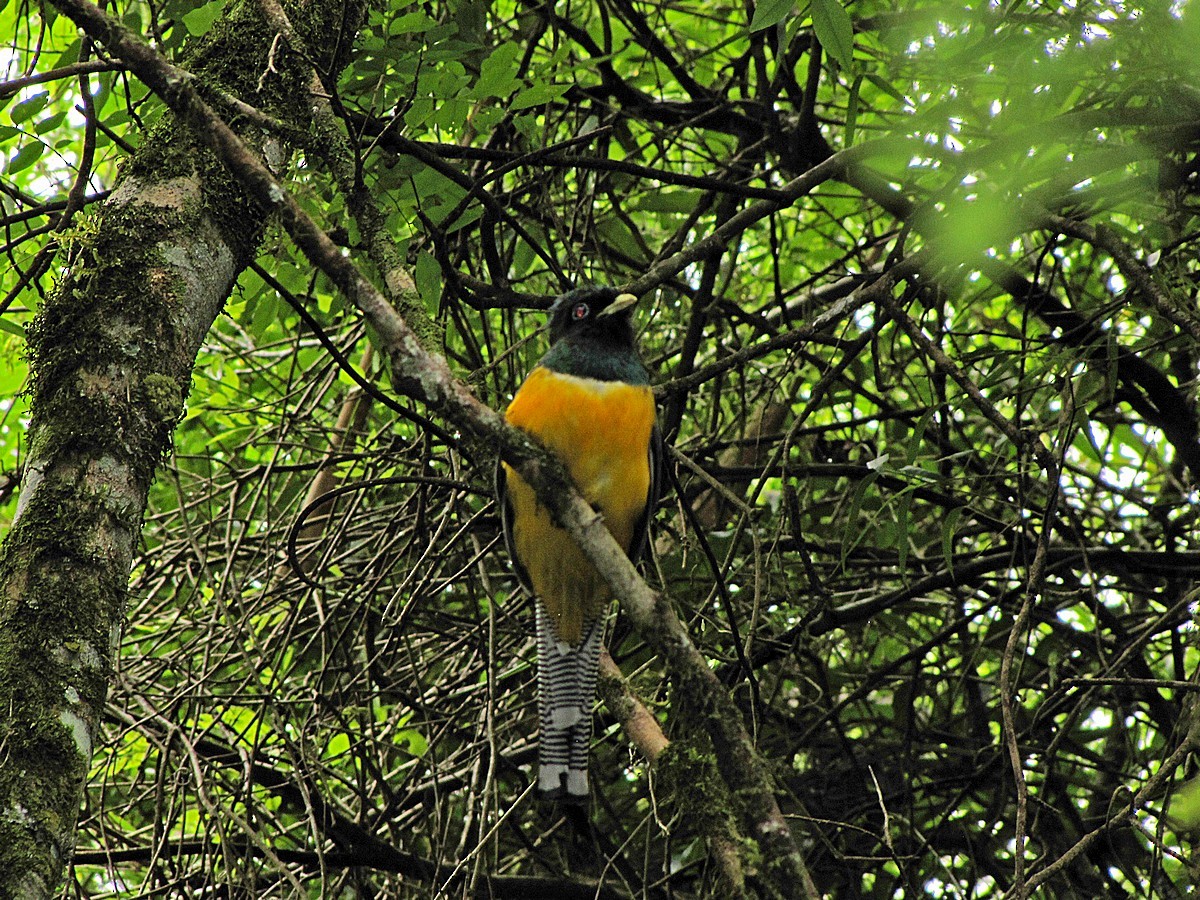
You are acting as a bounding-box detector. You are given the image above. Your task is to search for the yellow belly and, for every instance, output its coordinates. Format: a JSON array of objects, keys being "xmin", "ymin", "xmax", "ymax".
[{"xmin": 504, "ymin": 367, "xmax": 656, "ymax": 645}]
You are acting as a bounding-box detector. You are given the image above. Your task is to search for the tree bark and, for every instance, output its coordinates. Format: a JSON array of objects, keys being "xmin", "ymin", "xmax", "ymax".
[{"xmin": 0, "ymin": 1, "xmax": 366, "ymax": 894}]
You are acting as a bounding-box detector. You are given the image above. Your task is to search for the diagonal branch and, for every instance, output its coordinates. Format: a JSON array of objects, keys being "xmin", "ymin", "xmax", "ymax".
[{"xmin": 49, "ymin": 1, "xmax": 818, "ymax": 894}]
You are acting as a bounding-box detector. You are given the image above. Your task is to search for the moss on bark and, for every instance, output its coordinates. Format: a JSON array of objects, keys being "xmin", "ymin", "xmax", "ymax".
[{"xmin": 0, "ymin": 0, "xmax": 370, "ymax": 894}]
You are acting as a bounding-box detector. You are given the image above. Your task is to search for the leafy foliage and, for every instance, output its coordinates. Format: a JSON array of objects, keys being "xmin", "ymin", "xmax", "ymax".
[{"xmin": 4, "ymin": 0, "xmax": 1200, "ymax": 896}]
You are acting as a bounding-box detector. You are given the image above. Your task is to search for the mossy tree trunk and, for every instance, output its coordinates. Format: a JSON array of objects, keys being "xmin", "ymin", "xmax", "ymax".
[{"xmin": 0, "ymin": 2, "xmax": 367, "ymax": 894}]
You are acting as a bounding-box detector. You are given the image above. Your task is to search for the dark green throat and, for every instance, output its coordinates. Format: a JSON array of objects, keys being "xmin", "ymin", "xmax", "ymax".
[{"xmin": 541, "ymin": 339, "xmax": 650, "ymax": 385}]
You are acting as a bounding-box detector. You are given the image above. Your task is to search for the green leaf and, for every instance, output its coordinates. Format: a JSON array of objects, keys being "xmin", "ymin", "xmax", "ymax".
[
  {"xmin": 1169, "ymin": 777, "xmax": 1200, "ymax": 827},
  {"xmin": 181, "ymin": 2, "xmax": 220, "ymax": 36},
  {"xmin": 53, "ymin": 36, "xmax": 82, "ymax": 69},
  {"xmin": 323, "ymin": 731, "xmax": 351, "ymax": 760},
  {"xmin": 6, "ymin": 141, "xmax": 44, "ymax": 175},
  {"xmin": 414, "ymin": 250, "xmax": 441, "ymax": 314},
  {"xmin": 9, "ymin": 91, "xmax": 49, "ymax": 125},
  {"xmin": 749, "ymin": 0, "xmax": 794, "ymax": 33},
  {"xmin": 811, "ymin": 0, "xmax": 854, "ymax": 71},
  {"xmin": 35, "ymin": 111, "xmax": 68, "ymax": 135},
  {"xmin": 475, "ymin": 43, "xmax": 522, "ymax": 98},
  {"xmin": 249, "ymin": 291, "xmax": 278, "ymax": 337},
  {"xmin": 405, "ymin": 96, "xmax": 434, "ymax": 129},
  {"xmin": 906, "ymin": 405, "xmax": 938, "ymax": 465},
  {"xmin": 864, "ymin": 73, "xmax": 906, "ymax": 104},
  {"xmin": 595, "ymin": 217, "xmax": 640, "ymax": 259},
  {"xmin": 632, "ymin": 190, "xmax": 704, "ymax": 214},
  {"xmin": 941, "ymin": 506, "xmax": 963, "ymax": 579},
  {"xmin": 845, "ymin": 73, "xmax": 862, "ymax": 146},
  {"xmin": 398, "ymin": 728, "xmax": 428, "ymax": 756},
  {"xmin": 919, "ymin": 192, "xmax": 1026, "ymax": 266},
  {"xmin": 389, "ymin": 10, "xmax": 436, "ymax": 35},
  {"xmin": 511, "ymin": 81, "xmax": 569, "ymax": 110},
  {"xmin": 0, "ymin": 316, "xmax": 26, "ymax": 338},
  {"xmin": 510, "ymin": 233, "xmax": 537, "ymax": 278},
  {"xmin": 895, "ymin": 487, "xmax": 913, "ymax": 573},
  {"xmin": 122, "ymin": 5, "xmax": 143, "ymax": 32},
  {"xmin": 840, "ymin": 470, "xmax": 879, "ymax": 567},
  {"xmin": 442, "ymin": 204, "xmax": 483, "ymax": 234}
]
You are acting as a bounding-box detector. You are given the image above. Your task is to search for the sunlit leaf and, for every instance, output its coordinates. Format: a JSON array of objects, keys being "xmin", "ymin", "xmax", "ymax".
[
  {"xmin": 749, "ymin": 0, "xmax": 794, "ymax": 33},
  {"xmin": 811, "ymin": 0, "xmax": 854, "ymax": 70},
  {"xmin": 180, "ymin": 2, "xmax": 220, "ymax": 36},
  {"xmin": 6, "ymin": 141, "xmax": 44, "ymax": 174}
]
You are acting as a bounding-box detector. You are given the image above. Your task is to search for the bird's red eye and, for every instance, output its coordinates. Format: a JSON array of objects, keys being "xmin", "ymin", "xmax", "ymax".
[{"xmin": 572, "ymin": 302, "xmax": 589, "ymax": 320}]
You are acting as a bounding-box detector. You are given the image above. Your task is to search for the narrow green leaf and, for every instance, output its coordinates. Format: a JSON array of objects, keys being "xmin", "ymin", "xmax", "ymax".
[
  {"xmin": 906, "ymin": 405, "xmax": 938, "ymax": 465},
  {"xmin": 811, "ymin": 0, "xmax": 855, "ymax": 70},
  {"xmin": 864, "ymin": 72, "xmax": 906, "ymax": 104},
  {"xmin": 749, "ymin": 0, "xmax": 794, "ymax": 33},
  {"xmin": 845, "ymin": 73, "xmax": 862, "ymax": 146},
  {"xmin": 840, "ymin": 470, "xmax": 879, "ymax": 567},
  {"xmin": 0, "ymin": 316, "xmax": 26, "ymax": 338},
  {"xmin": 780, "ymin": 10, "xmax": 805, "ymax": 56},
  {"xmin": 941, "ymin": 506, "xmax": 963, "ymax": 580},
  {"xmin": 895, "ymin": 487, "xmax": 913, "ymax": 574},
  {"xmin": 1074, "ymin": 426, "xmax": 1103, "ymax": 465}
]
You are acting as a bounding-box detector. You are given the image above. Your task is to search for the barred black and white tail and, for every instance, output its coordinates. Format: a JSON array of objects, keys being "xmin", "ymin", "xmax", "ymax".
[{"xmin": 535, "ymin": 603, "xmax": 604, "ymax": 799}]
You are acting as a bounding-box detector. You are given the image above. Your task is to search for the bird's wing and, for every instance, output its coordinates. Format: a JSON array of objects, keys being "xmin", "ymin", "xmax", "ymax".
[
  {"xmin": 627, "ymin": 421, "xmax": 663, "ymax": 566},
  {"xmin": 494, "ymin": 458, "xmax": 534, "ymax": 596}
]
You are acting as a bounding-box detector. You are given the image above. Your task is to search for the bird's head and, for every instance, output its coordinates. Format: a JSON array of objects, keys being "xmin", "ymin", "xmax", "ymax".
[{"xmin": 547, "ymin": 286, "xmax": 640, "ymax": 348}]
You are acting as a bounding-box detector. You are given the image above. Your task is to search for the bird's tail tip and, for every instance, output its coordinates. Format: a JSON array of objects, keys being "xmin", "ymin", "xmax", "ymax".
[{"xmin": 537, "ymin": 764, "xmax": 589, "ymax": 801}]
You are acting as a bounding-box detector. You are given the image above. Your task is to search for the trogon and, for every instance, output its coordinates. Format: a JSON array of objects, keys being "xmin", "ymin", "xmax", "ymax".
[{"xmin": 496, "ymin": 286, "xmax": 662, "ymax": 801}]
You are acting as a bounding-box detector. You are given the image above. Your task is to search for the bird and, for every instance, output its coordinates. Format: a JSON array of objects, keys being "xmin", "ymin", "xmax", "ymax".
[{"xmin": 496, "ymin": 286, "xmax": 661, "ymax": 802}]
